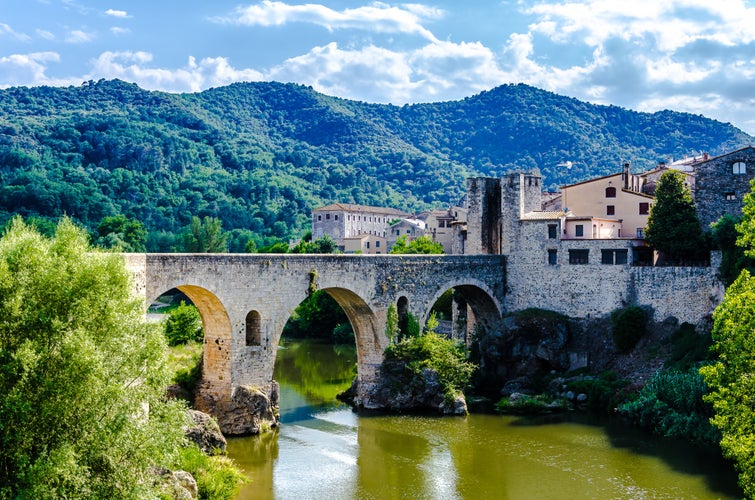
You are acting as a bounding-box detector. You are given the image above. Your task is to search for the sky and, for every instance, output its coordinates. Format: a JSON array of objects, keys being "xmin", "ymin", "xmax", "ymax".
[{"xmin": 2, "ymin": 0, "xmax": 755, "ymax": 135}]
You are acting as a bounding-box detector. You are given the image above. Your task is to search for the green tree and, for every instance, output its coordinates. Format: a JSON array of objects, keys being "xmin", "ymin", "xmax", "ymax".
[
  {"xmin": 291, "ymin": 235, "xmax": 338, "ymax": 254},
  {"xmin": 389, "ymin": 235, "xmax": 444, "ymax": 254},
  {"xmin": 711, "ymin": 214, "xmax": 755, "ymax": 285},
  {"xmin": 644, "ymin": 170, "xmax": 707, "ymax": 263},
  {"xmin": 164, "ymin": 301, "xmax": 204, "ymax": 346},
  {"xmin": 95, "ymin": 214, "xmax": 147, "ymax": 252},
  {"xmin": 700, "ymin": 270, "xmax": 755, "ymax": 497},
  {"xmin": 0, "ymin": 218, "xmax": 189, "ymax": 498},
  {"xmin": 183, "ymin": 216, "xmax": 228, "ymax": 253}
]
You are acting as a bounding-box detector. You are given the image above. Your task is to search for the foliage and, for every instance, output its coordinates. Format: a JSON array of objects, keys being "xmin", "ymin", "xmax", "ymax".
[
  {"xmin": 172, "ymin": 446, "xmax": 246, "ymax": 500},
  {"xmin": 94, "ymin": 214, "xmax": 147, "ymax": 252},
  {"xmin": 0, "ymin": 217, "xmax": 190, "ymax": 498},
  {"xmin": 291, "ymin": 235, "xmax": 338, "ymax": 254},
  {"xmin": 165, "ymin": 301, "xmax": 204, "ymax": 346},
  {"xmin": 282, "ymin": 290, "xmax": 350, "ymax": 343},
  {"xmin": 711, "ymin": 214, "xmax": 755, "ymax": 285},
  {"xmin": 183, "ymin": 216, "xmax": 228, "ymax": 253},
  {"xmin": 619, "ymin": 367, "xmax": 718, "ymax": 444},
  {"xmin": 0, "ymin": 80, "xmax": 749, "ymax": 247},
  {"xmin": 384, "ymin": 332, "xmax": 476, "ymax": 402},
  {"xmin": 736, "ymin": 179, "xmax": 755, "ymax": 258},
  {"xmin": 664, "ymin": 322, "xmax": 712, "ymax": 371},
  {"xmin": 398, "ymin": 311, "xmax": 421, "ymax": 340},
  {"xmin": 563, "ymin": 371, "xmax": 629, "ymax": 413},
  {"xmin": 385, "ymin": 303, "xmax": 399, "ymax": 343},
  {"xmin": 389, "ymin": 235, "xmax": 444, "ymax": 254},
  {"xmin": 167, "ymin": 341, "xmax": 203, "ymax": 397},
  {"xmin": 700, "ymin": 270, "xmax": 755, "ymax": 498},
  {"xmin": 495, "ymin": 393, "xmax": 570, "ymax": 414},
  {"xmin": 611, "ymin": 305, "xmax": 649, "ymax": 353},
  {"xmin": 644, "ymin": 171, "xmax": 708, "ymax": 263}
]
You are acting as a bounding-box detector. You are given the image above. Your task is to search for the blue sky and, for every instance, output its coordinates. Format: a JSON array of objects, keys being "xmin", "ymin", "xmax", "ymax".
[{"xmin": 3, "ymin": 1, "xmax": 755, "ymax": 136}]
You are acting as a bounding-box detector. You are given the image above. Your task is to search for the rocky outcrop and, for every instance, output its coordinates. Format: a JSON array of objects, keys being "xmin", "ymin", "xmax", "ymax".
[
  {"xmin": 185, "ymin": 410, "xmax": 227, "ymax": 455},
  {"xmin": 340, "ymin": 366, "xmax": 468, "ymax": 415},
  {"xmin": 195, "ymin": 381, "xmax": 280, "ymax": 436}
]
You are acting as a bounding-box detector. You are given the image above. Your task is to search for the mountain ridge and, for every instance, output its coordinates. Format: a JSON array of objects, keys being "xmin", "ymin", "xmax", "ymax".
[{"xmin": 0, "ymin": 79, "xmax": 750, "ymax": 248}]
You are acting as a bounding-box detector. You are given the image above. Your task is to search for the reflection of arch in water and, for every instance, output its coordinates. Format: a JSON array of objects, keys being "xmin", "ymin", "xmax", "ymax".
[
  {"xmin": 150, "ymin": 284, "xmax": 233, "ymax": 399},
  {"xmin": 425, "ymin": 280, "xmax": 502, "ymax": 341}
]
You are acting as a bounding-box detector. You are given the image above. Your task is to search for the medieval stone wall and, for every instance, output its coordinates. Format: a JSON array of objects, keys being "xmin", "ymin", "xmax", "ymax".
[{"xmin": 695, "ymin": 146, "xmax": 755, "ymax": 228}]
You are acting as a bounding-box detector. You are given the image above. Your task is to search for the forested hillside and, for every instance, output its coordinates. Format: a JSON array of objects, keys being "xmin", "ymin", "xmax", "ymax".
[{"xmin": 0, "ymin": 79, "xmax": 750, "ymax": 249}]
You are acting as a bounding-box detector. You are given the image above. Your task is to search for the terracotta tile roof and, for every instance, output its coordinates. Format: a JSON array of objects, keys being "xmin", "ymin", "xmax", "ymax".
[{"xmin": 313, "ymin": 203, "xmax": 409, "ymax": 216}]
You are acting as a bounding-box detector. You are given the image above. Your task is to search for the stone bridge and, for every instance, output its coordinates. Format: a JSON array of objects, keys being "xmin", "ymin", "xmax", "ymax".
[{"xmin": 125, "ymin": 254, "xmax": 506, "ymax": 433}]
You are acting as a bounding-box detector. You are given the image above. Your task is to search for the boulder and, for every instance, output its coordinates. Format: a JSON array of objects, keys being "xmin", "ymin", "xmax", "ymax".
[{"xmin": 185, "ymin": 409, "xmax": 226, "ymax": 455}]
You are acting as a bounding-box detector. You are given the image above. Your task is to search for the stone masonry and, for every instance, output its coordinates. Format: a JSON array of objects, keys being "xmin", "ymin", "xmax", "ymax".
[{"xmin": 125, "ymin": 253, "xmax": 505, "ymax": 434}]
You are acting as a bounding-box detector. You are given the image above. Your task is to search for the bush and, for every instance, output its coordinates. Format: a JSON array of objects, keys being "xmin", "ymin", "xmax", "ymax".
[
  {"xmin": 665, "ymin": 322, "xmax": 712, "ymax": 370},
  {"xmin": 384, "ymin": 332, "xmax": 476, "ymax": 402},
  {"xmin": 165, "ymin": 301, "xmax": 204, "ymax": 346},
  {"xmin": 172, "ymin": 446, "xmax": 247, "ymax": 500},
  {"xmin": 619, "ymin": 367, "xmax": 718, "ymax": 444},
  {"xmin": 611, "ymin": 305, "xmax": 648, "ymax": 353},
  {"xmin": 564, "ymin": 371, "xmax": 629, "ymax": 413}
]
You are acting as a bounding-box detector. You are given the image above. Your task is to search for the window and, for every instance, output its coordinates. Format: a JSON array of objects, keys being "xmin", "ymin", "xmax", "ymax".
[
  {"xmin": 575, "ymin": 224, "xmax": 584, "ymax": 237},
  {"xmin": 376, "ymin": 241, "xmax": 380, "ymax": 248},
  {"xmin": 602, "ymin": 249, "xmax": 628, "ymax": 265},
  {"xmin": 246, "ymin": 311, "xmax": 262, "ymax": 346},
  {"xmin": 606, "ymin": 205, "xmax": 615, "ymax": 216},
  {"xmin": 326, "ymin": 214, "xmax": 330, "ymax": 220},
  {"xmin": 569, "ymin": 249, "xmax": 589, "ymax": 264},
  {"xmin": 548, "ymin": 224, "xmax": 557, "ymax": 239},
  {"xmin": 639, "ymin": 202, "xmax": 649, "ymax": 215},
  {"xmin": 636, "ymin": 228, "xmax": 645, "ymax": 238},
  {"xmin": 366, "ymin": 242, "xmax": 370, "ymax": 249},
  {"xmin": 733, "ymin": 161, "xmax": 747, "ymax": 174},
  {"xmin": 439, "ymin": 220, "xmax": 446, "ymax": 228},
  {"xmin": 725, "ymin": 192, "xmax": 737, "ymax": 201},
  {"xmin": 317, "ymin": 215, "xmax": 322, "ymax": 221},
  {"xmin": 335, "ymin": 215, "xmax": 339, "ymax": 221},
  {"xmin": 605, "ymin": 187, "xmax": 617, "ymax": 198},
  {"xmin": 548, "ymin": 249, "xmax": 558, "ymax": 265}
]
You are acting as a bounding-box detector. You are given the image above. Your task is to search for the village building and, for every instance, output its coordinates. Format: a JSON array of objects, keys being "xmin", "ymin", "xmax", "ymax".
[
  {"xmin": 342, "ymin": 234, "xmax": 388, "ymax": 254},
  {"xmin": 415, "ymin": 206, "xmax": 467, "ymax": 253},
  {"xmin": 560, "ymin": 163, "xmax": 655, "ymax": 240},
  {"xmin": 311, "ymin": 203, "xmax": 409, "ymax": 251},
  {"xmin": 690, "ymin": 146, "xmax": 755, "ymax": 228},
  {"xmin": 387, "ymin": 218, "xmax": 427, "ymax": 249}
]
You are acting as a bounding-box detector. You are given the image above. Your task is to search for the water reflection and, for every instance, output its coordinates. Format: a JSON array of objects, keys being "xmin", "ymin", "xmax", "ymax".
[{"xmin": 227, "ymin": 341, "xmax": 741, "ymax": 499}]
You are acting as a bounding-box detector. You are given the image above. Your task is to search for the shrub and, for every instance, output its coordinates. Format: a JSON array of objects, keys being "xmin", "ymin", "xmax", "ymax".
[
  {"xmin": 619, "ymin": 367, "xmax": 718, "ymax": 444},
  {"xmin": 165, "ymin": 301, "xmax": 204, "ymax": 346},
  {"xmin": 384, "ymin": 332, "xmax": 476, "ymax": 402},
  {"xmin": 172, "ymin": 446, "xmax": 247, "ymax": 500},
  {"xmin": 665, "ymin": 322, "xmax": 712, "ymax": 370},
  {"xmin": 611, "ymin": 305, "xmax": 648, "ymax": 353}
]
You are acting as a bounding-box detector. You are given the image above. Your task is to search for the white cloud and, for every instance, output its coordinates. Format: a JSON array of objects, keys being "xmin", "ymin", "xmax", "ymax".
[
  {"xmin": 215, "ymin": 1, "xmax": 442, "ymax": 42},
  {"xmin": 105, "ymin": 9, "xmax": 129, "ymax": 18},
  {"xmin": 89, "ymin": 51, "xmax": 264, "ymax": 92},
  {"xmin": 65, "ymin": 29, "xmax": 95, "ymax": 43},
  {"xmin": 0, "ymin": 23, "xmax": 32, "ymax": 42},
  {"xmin": 36, "ymin": 29, "xmax": 55, "ymax": 41},
  {"xmin": 0, "ymin": 52, "xmax": 62, "ymax": 87},
  {"xmin": 110, "ymin": 27, "xmax": 131, "ymax": 36}
]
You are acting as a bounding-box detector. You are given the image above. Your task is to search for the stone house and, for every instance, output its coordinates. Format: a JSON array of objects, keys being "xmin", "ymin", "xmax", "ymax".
[
  {"xmin": 415, "ymin": 206, "xmax": 467, "ymax": 253},
  {"xmin": 692, "ymin": 146, "xmax": 755, "ymax": 228},
  {"xmin": 311, "ymin": 203, "xmax": 409, "ymax": 251},
  {"xmin": 387, "ymin": 218, "xmax": 427, "ymax": 250}
]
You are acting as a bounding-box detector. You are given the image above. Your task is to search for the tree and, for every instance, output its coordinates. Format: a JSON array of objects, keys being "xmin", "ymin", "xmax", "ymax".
[
  {"xmin": 183, "ymin": 216, "xmax": 228, "ymax": 253},
  {"xmin": 700, "ymin": 270, "xmax": 755, "ymax": 497},
  {"xmin": 389, "ymin": 235, "xmax": 444, "ymax": 254},
  {"xmin": 164, "ymin": 301, "xmax": 204, "ymax": 346},
  {"xmin": 291, "ymin": 235, "xmax": 338, "ymax": 254},
  {"xmin": 711, "ymin": 214, "xmax": 755, "ymax": 285},
  {"xmin": 94, "ymin": 214, "xmax": 147, "ymax": 252},
  {"xmin": 0, "ymin": 218, "xmax": 189, "ymax": 498},
  {"xmin": 644, "ymin": 170, "xmax": 707, "ymax": 263}
]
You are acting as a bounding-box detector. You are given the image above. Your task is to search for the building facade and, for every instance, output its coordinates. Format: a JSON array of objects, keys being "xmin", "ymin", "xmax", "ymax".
[
  {"xmin": 693, "ymin": 146, "xmax": 755, "ymax": 228},
  {"xmin": 312, "ymin": 203, "xmax": 409, "ymax": 250}
]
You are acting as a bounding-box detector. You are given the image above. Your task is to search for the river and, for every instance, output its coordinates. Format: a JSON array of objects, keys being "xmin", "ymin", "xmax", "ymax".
[{"xmin": 226, "ymin": 340, "xmax": 741, "ymax": 499}]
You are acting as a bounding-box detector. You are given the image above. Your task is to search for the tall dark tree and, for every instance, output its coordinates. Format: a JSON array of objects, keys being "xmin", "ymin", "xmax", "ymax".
[
  {"xmin": 644, "ymin": 170, "xmax": 707, "ymax": 263},
  {"xmin": 95, "ymin": 214, "xmax": 147, "ymax": 252}
]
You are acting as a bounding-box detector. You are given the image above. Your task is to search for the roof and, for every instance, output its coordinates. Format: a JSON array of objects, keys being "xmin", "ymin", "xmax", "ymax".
[
  {"xmin": 559, "ymin": 172, "xmax": 624, "ymax": 190},
  {"xmin": 390, "ymin": 218, "xmax": 426, "ymax": 229},
  {"xmin": 313, "ymin": 203, "xmax": 409, "ymax": 216},
  {"xmin": 520, "ymin": 210, "xmax": 572, "ymax": 221},
  {"xmin": 694, "ymin": 145, "xmax": 755, "ymax": 165}
]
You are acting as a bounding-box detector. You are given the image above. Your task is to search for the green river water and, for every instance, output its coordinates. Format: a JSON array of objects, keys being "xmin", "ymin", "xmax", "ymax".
[{"xmin": 227, "ymin": 340, "xmax": 742, "ymax": 499}]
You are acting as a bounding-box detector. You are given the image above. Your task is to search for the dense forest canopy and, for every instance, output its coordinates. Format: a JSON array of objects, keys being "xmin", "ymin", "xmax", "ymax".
[{"xmin": 0, "ymin": 79, "xmax": 750, "ymax": 249}]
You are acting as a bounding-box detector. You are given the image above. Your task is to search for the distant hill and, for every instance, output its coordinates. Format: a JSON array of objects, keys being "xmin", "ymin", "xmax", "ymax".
[{"xmin": 0, "ymin": 79, "xmax": 750, "ymax": 249}]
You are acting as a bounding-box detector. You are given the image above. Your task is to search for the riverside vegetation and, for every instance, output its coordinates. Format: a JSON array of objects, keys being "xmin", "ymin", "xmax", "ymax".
[{"xmin": 0, "ymin": 218, "xmax": 245, "ymax": 499}]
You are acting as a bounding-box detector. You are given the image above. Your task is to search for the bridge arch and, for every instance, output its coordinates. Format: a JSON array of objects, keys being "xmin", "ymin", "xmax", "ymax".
[
  {"xmin": 423, "ymin": 279, "xmax": 503, "ymax": 341},
  {"xmin": 150, "ymin": 284, "xmax": 233, "ymax": 404}
]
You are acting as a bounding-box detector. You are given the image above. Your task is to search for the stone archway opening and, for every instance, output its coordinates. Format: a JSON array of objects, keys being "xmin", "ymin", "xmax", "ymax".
[{"xmin": 426, "ymin": 284, "xmax": 502, "ymax": 347}]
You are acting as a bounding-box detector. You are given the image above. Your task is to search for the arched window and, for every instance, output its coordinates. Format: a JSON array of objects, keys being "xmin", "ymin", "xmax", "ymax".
[
  {"xmin": 246, "ymin": 310, "xmax": 262, "ymax": 346},
  {"xmin": 733, "ymin": 161, "xmax": 747, "ymax": 174},
  {"xmin": 605, "ymin": 187, "xmax": 616, "ymax": 198}
]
